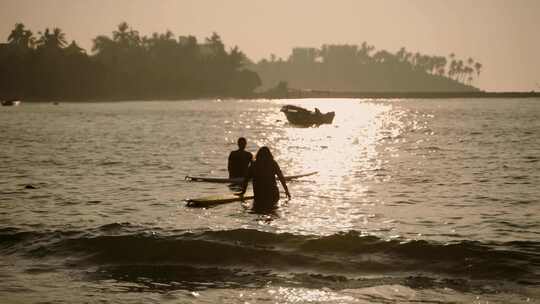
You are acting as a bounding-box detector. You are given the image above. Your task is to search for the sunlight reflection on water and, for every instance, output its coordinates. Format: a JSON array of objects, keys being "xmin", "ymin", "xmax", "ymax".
[
  {"xmin": 270, "ymin": 286, "xmax": 357, "ymax": 303},
  {"xmin": 246, "ymin": 99, "xmax": 399, "ymax": 236},
  {"xmin": 1, "ymin": 99, "xmax": 537, "ymax": 243},
  {"xmin": 1, "ymin": 99, "xmax": 539, "ymax": 304}
]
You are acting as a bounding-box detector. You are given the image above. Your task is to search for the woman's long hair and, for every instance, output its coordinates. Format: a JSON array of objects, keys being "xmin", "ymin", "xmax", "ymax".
[{"xmin": 254, "ymin": 146, "xmax": 274, "ymax": 170}]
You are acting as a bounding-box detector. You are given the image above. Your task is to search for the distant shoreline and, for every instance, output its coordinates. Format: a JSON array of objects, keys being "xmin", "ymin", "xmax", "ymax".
[
  {"xmin": 16, "ymin": 91, "xmax": 540, "ymax": 103},
  {"xmin": 254, "ymin": 90, "xmax": 540, "ymax": 100}
]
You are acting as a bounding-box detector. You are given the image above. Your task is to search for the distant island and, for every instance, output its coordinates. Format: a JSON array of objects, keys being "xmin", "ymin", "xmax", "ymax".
[
  {"xmin": 2, "ymin": 22, "xmax": 538, "ymax": 101},
  {"xmin": 251, "ymin": 44, "xmax": 481, "ymax": 94}
]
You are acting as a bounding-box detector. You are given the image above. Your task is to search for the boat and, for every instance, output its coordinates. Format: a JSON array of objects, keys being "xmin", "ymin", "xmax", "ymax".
[
  {"xmin": 1, "ymin": 99, "xmax": 21, "ymax": 106},
  {"xmin": 280, "ymin": 105, "xmax": 335, "ymax": 126}
]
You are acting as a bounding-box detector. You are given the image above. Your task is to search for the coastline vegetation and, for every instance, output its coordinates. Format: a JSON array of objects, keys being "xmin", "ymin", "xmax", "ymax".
[
  {"xmin": 0, "ymin": 22, "xmax": 486, "ymax": 101},
  {"xmin": 0, "ymin": 23, "xmax": 260, "ymax": 100},
  {"xmin": 252, "ymin": 44, "xmax": 482, "ymax": 93}
]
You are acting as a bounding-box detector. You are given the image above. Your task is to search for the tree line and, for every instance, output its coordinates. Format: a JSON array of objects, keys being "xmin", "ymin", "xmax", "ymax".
[
  {"xmin": 251, "ymin": 43, "xmax": 482, "ymax": 92},
  {"xmin": 0, "ymin": 23, "xmax": 484, "ymax": 100},
  {"xmin": 0, "ymin": 23, "xmax": 261, "ymax": 100}
]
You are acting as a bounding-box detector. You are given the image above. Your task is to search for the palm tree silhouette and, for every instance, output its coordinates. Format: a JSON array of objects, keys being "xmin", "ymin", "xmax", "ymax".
[
  {"xmin": 8, "ymin": 23, "xmax": 34, "ymax": 49},
  {"xmin": 37, "ymin": 27, "xmax": 67, "ymax": 49},
  {"xmin": 92, "ymin": 35, "xmax": 113, "ymax": 52},
  {"xmin": 474, "ymin": 62, "xmax": 482, "ymax": 78},
  {"xmin": 112, "ymin": 22, "xmax": 140, "ymax": 48},
  {"xmin": 51, "ymin": 28, "xmax": 67, "ymax": 48},
  {"xmin": 65, "ymin": 40, "xmax": 85, "ymax": 55},
  {"xmin": 358, "ymin": 42, "xmax": 375, "ymax": 63}
]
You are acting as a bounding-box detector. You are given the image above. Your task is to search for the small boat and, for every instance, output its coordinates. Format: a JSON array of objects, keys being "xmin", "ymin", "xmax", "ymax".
[
  {"xmin": 1, "ymin": 99, "xmax": 21, "ymax": 106},
  {"xmin": 281, "ymin": 105, "xmax": 335, "ymax": 126}
]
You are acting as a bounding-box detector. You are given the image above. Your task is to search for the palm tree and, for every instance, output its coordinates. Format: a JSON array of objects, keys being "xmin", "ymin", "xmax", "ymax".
[
  {"xmin": 474, "ymin": 62, "xmax": 482, "ymax": 78},
  {"xmin": 464, "ymin": 67, "xmax": 474, "ymax": 84},
  {"xmin": 228, "ymin": 46, "xmax": 247, "ymax": 70},
  {"xmin": 64, "ymin": 40, "xmax": 85, "ymax": 55},
  {"xmin": 144, "ymin": 30, "xmax": 176, "ymax": 52},
  {"xmin": 113, "ymin": 22, "xmax": 129, "ymax": 44},
  {"xmin": 205, "ymin": 32, "xmax": 225, "ymax": 55},
  {"xmin": 396, "ymin": 47, "xmax": 407, "ymax": 62},
  {"xmin": 373, "ymin": 50, "xmax": 393, "ymax": 64},
  {"xmin": 448, "ymin": 60, "xmax": 457, "ymax": 79},
  {"xmin": 113, "ymin": 22, "xmax": 140, "ymax": 48},
  {"xmin": 7, "ymin": 23, "xmax": 34, "ymax": 49},
  {"xmin": 456, "ymin": 60, "xmax": 464, "ymax": 82},
  {"xmin": 51, "ymin": 27, "xmax": 67, "ymax": 48},
  {"xmin": 435, "ymin": 56, "xmax": 447, "ymax": 76},
  {"xmin": 426, "ymin": 56, "xmax": 437, "ymax": 74},
  {"xmin": 92, "ymin": 35, "xmax": 114, "ymax": 54},
  {"xmin": 466, "ymin": 57, "xmax": 475, "ymax": 81},
  {"xmin": 396, "ymin": 47, "xmax": 413, "ymax": 67},
  {"xmin": 358, "ymin": 41, "xmax": 375, "ymax": 63},
  {"xmin": 37, "ymin": 27, "xmax": 67, "ymax": 49}
]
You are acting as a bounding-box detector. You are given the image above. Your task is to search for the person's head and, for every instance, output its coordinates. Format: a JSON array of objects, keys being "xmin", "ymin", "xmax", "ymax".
[
  {"xmin": 255, "ymin": 146, "xmax": 274, "ymax": 164},
  {"xmin": 237, "ymin": 137, "xmax": 247, "ymax": 150}
]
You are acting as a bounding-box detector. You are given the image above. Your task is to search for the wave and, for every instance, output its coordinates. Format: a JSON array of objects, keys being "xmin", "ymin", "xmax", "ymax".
[{"xmin": 1, "ymin": 225, "xmax": 538, "ymax": 284}]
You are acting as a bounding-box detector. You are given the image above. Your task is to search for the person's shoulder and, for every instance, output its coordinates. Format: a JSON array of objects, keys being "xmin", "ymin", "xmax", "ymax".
[{"xmin": 229, "ymin": 150, "xmax": 240, "ymax": 159}]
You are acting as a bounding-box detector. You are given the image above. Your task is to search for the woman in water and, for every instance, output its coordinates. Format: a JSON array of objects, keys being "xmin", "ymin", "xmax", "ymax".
[{"xmin": 239, "ymin": 147, "xmax": 291, "ymax": 211}]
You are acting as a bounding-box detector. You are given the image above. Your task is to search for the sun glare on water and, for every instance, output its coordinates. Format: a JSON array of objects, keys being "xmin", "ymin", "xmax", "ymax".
[{"xmin": 254, "ymin": 99, "xmax": 399, "ymax": 235}]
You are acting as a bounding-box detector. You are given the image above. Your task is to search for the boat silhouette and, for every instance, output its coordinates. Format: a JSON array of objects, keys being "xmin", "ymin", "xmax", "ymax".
[{"xmin": 280, "ymin": 105, "xmax": 335, "ymax": 126}]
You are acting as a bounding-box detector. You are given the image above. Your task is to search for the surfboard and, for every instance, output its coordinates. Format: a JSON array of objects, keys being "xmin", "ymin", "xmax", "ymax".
[
  {"xmin": 185, "ymin": 176, "xmax": 245, "ymax": 183},
  {"xmin": 185, "ymin": 193, "xmax": 254, "ymax": 208},
  {"xmin": 185, "ymin": 171, "xmax": 318, "ymax": 184}
]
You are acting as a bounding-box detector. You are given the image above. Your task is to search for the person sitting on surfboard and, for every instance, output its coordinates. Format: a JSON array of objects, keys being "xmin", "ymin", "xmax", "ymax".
[
  {"xmin": 228, "ymin": 137, "xmax": 253, "ymax": 179},
  {"xmin": 239, "ymin": 146, "xmax": 291, "ymax": 211}
]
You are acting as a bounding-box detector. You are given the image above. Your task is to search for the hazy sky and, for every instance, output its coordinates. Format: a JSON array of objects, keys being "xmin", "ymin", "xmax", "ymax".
[{"xmin": 1, "ymin": 0, "xmax": 539, "ymax": 91}]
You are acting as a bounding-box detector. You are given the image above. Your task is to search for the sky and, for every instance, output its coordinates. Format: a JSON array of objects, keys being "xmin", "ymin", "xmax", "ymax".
[{"xmin": 1, "ymin": 0, "xmax": 539, "ymax": 92}]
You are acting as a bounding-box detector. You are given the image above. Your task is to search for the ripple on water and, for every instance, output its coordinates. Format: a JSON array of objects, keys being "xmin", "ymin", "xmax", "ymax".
[
  {"xmin": 0, "ymin": 99, "xmax": 539, "ymax": 301},
  {"xmin": 0, "ymin": 99, "xmax": 539, "ymax": 242}
]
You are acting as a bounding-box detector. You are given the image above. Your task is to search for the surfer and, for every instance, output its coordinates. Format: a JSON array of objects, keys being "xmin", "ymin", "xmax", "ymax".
[
  {"xmin": 239, "ymin": 146, "xmax": 291, "ymax": 211},
  {"xmin": 228, "ymin": 137, "xmax": 253, "ymax": 179}
]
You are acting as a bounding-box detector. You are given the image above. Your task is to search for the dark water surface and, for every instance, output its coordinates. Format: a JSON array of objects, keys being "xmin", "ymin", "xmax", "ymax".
[{"xmin": 1, "ymin": 99, "xmax": 539, "ymax": 303}]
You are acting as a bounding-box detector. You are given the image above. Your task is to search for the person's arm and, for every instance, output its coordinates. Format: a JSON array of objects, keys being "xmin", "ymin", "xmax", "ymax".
[
  {"xmin": 227, "ymin": 152, "xmax": 233, "ymax": 178},
  {"xmin": 239, "ymin": 165, "xmax": 252, "ymax": 196},
  {"xmin": 275, "ymin": 162, "xmax": 291, "ymax": 199}
]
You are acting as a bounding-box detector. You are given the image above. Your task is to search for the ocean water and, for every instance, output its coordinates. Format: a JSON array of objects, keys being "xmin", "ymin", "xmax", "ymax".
[{"xmin": 0, "ymin": 98, "xmax": 538, "ymax": 303}]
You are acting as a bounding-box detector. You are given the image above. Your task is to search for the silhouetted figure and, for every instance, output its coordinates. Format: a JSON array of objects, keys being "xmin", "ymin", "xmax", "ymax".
[
  {"xmin": 228, "ymin": 137, "xmax": 253, "ymax": 179},
  {"xmin": 239, "ymin": 147, "xmax": 291, "ymax": 212}
]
